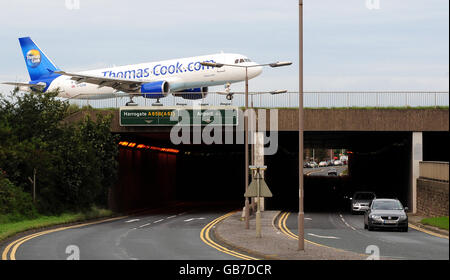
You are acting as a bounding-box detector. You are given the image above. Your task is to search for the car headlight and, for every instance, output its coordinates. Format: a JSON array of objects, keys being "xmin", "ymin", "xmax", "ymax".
[
  {"xmin": 370, "ymin": 215, "xmax": 381, "ymax": 220},
  {"xmin": 399, "ymin": 214, "xmax": 407, "ymax": 220}
]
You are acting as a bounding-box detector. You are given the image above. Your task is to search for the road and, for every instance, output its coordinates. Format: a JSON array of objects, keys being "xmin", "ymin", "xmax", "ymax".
[
  {"xmin": 284, "ymin": 211, "xmax": 449, "ymax": 260},
  {"xmin": 4, "ymin": 203, "xmax": 240, "ymax": 260},
  {"xmin": 303, "ymin": 165, "xmax": 347, "ymax": 176}
]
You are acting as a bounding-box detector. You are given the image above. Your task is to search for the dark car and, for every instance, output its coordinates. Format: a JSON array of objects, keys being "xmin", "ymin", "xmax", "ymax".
[{"xmin": 364, "ymin": 198, "xmax": 408, "ymax": 232}]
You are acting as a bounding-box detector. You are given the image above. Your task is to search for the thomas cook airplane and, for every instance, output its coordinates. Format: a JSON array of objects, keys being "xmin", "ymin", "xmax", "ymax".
[{"xmin": 2, "ymin": 37, "xmax": 289, "ymax": 105}]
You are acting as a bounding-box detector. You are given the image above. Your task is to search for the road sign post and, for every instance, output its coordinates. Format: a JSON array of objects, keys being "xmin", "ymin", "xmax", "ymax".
[{"xmin": 245, "ymin": 165, "xmax": 272, "ymax": 238}]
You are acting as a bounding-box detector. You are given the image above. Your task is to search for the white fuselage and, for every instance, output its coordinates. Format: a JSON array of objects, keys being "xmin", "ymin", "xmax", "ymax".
[{"xmin": 47, "ymin": 53, "xmax": 262, "ymax": 99}]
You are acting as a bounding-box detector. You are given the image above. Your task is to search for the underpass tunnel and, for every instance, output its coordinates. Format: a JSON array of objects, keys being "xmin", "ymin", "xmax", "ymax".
[
  {"xmin": 109, "ymin": 131, "xmax": 446, "ymax": 214},
  {"xmin": 109, "ymin": 133, "xmax": 245, "ymax": 212},
  {"xmin": 110, "ymin": 145, "xmax": 177, "ymax": 212},
  {"xmin": 265, "ymin": 131, "xmax": 413, "ymax": 213}
]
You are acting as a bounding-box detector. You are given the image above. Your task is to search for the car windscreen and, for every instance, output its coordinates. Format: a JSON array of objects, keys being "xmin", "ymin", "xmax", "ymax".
[
  {"xmin": 354, "ymin": 193, "xmax": 375, "ymax": 200},
  {"xmin": 372, "ymin": 200, "xmax": 403, "ymax": 210}
]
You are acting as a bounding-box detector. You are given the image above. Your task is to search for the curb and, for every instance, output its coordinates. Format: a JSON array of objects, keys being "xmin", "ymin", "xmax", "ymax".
[
  {"xmin": 0, "ymin": 213, "xmax": 122, "ymax": 247},
  {"xmin": 408, "ymin": 221, "xmax": 449, "ymax": 239},
  {"xmin": 1, "ymin": 214, "xmax": 128, "ymax": 260},
  {"xmin": 211, "ymin": 212, "xmax": 280, "ymax": 260}
]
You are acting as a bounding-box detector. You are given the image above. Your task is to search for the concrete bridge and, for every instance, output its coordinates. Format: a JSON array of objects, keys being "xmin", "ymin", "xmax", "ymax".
[{"xmin": 65, "ymin": 108, "xmax": 449, "ymax": 213}]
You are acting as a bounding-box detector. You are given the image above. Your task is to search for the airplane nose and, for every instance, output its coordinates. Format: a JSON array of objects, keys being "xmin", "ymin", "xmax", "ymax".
[{"xmin": 248, "ymin": 65, "xmax": 263, "ymax": 78}]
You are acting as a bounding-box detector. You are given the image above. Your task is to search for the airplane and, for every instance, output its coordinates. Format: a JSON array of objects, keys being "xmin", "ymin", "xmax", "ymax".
[{"xmin": 2, "ymin": 37, "xmax": 274, "ymax": 106}]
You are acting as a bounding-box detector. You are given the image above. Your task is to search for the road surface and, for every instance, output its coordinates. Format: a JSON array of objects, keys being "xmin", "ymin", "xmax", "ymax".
[
  {"xmin": 303, "ymin": 165, "xmax": 347, "ymax": 176},
  {"xmin": 284, "ymin": 211, "xmax": 449, "ymax": 260},
  {"xmin": 4, "ymin": 203, "xmax": 239, "ymax": 260}
]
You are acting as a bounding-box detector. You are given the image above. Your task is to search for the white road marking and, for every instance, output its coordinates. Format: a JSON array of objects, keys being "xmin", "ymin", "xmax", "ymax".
[
  {"xmin": 339, "ymin": 214, "xmax": 357, "ymax": 231},
  {"xmin": 305, "ymin": 217, "xmax": 312, "ymax": 220},
  {"xmin": 184, "ymin": 217, "xmax": 206, "ymax": 222},
  {"xmin": 167, "ymin": 215, "xmax": 177, "ymax": 219},
  {"xmin": 139, "ymin": 223, "xmax": 152, "ymax": 228},
  {"xmin": 154, "ymin": 219, "xmax": 164, "ymax": 223},
  {"xmin": 125, "ymin": 219, "xmax": 140, "ymax": 223},
  {"xmin": 308, "ymin": 233, "xmax": 341, "ymax": 239}
]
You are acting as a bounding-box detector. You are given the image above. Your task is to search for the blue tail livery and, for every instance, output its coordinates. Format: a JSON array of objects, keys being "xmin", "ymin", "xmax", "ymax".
[{"xmin": 18, "ymin": 37, "xmax": 60, "ymax": 81}]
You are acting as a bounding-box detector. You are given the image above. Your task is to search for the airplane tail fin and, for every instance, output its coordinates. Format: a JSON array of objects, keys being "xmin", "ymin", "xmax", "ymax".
[{"xmin": 18, "ymin": 37, "xmax": 60, "ymax": 81}]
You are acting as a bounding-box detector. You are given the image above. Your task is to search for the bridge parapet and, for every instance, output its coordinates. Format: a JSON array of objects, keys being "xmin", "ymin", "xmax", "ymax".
[
  {"xmin": 419, "ymin": 161, "xmax": 449, "ymax": 182},
  {"xmin": 65, "ymin": 108, "xmax": 449, "ymax": 133}
]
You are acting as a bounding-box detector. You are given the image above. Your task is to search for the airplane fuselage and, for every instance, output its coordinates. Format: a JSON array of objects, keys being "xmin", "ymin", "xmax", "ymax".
[{"xmin": 47, "ymin": 53, "xmax": 262, "ymax": 99}]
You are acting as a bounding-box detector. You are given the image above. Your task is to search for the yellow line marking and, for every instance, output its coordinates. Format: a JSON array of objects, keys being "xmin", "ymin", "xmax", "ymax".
[
  {"xmin": 2, "ymin": 216, "xmax": 128, "ymax": 260},
  {"xmin": 200, "ymin": 211, "xmax": 259, "ymax": 260},
  {"xmin": 408, "ymin": 223, "xmax": 449, "ymax": 239},
  {"xmin": 278, "ymin": 212, "xmax": 367, "ymax": 257}
]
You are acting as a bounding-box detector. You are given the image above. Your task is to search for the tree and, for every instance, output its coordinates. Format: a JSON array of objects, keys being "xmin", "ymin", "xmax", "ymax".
[{"xmin": 0, "ymin": 89, "xmax": 118, "ymax": 215}]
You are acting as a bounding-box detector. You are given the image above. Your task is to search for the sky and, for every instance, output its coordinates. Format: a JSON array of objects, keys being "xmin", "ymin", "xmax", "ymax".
[{"xmin": 0, "ymin": 0, "xmax": 448, "ymax": 94}]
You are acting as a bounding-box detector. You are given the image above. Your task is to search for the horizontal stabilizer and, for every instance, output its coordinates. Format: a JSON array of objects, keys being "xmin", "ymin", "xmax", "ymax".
[{"xmin": 2, "ymin": 82, "xmax": 46, "ymax": 90}]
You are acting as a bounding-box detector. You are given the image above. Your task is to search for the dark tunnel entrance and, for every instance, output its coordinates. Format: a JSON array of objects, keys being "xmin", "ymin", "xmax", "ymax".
[
  {"xmin": 265, "ymin": 131, "xmax": 413, "ymax": 212},
  {"xmin": 110, "ymin": 137, "xmax": 245, "ymax": 212},
  {"xmin": 110, "ymin": 131, "xmax": 447, "ymax": 213}
]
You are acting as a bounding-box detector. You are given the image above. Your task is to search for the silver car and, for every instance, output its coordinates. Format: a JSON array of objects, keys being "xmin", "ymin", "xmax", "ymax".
[
  {"xmin": 364, "ymin": 198, "xmax": 408, "ymax": 232},
  {"xmin": 350, "ymin": 191, "xmax": 376, "ymax": 214}
]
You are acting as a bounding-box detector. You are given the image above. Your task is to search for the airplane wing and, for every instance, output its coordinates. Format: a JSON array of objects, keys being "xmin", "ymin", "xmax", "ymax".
[
  {"xmin": 54, "ymin": 70, "xmax": 146, "ymax": 94},
  {"xmin": 1, "ymin": 82, "xmax": 46, "ymax": 90}
]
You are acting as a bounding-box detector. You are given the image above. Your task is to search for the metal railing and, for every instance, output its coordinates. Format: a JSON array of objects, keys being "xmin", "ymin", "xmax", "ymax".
[
  {"xmin": 67, "ymin": 91, "xmax": 449, "ymax": 109},
  {"xmin": 419, "ymin": 161, "xmax": 449, "ymax": 182}
]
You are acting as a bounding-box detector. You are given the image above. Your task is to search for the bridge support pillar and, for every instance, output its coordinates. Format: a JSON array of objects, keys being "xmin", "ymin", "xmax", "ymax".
[
  {"xmin": 410, "ymin": 132, "xmax": 423, "ymax": 214},
  {"xmin": 253, "ymin": 132, "xmax": 266, "ymax": 211}
]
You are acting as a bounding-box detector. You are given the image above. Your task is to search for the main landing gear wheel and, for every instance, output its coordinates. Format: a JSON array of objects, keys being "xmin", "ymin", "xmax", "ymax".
[
  {"xmin": 226, "ymin": 94, "xmax": 234, "ymax": 101},
  {"xmin": 126, "ymin": 97, "xmax": 137, "ymax": 106}
]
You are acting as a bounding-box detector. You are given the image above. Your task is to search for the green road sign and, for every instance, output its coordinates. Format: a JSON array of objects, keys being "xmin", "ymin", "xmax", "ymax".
[{"xmin": 119, "ymin": 106, "xmax": 238, "ymax": 126}]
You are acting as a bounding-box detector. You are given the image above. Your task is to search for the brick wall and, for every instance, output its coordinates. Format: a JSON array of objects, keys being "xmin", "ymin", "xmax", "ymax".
[{"xmin": 417, "ymin": 178, "xmax": 449, "ymax": 217}]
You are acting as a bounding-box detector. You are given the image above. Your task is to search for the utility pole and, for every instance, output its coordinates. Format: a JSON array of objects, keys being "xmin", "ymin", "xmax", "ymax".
[
  {"xmin": 244, "ymin": 67, "xmax": 250, "ymax": 229},
  {"xmin": 298, "ymin": 0, "xmax": 305, "ymax": 251}
]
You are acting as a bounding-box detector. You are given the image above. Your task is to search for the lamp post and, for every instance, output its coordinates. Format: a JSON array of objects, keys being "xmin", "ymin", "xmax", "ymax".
[
  {"xmin": 298, "ymin": 0, "xmax": 305, "ymax": 251},
  {"xmin": 201, "ymin": 61, "xmax": 292, "ymax": 229}
]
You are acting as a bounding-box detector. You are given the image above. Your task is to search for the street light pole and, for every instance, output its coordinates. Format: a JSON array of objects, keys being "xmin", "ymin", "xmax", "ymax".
[
  {"xmin": 200, "ymin": 60, "xmax": 292, "ymax": 230},
  {"xmin": 298, "ymin": 0, "xmax": 305, "ymax": 251},
  {"xmin": 244, "ymin": 66, "xmax": 250, "ymax": 229}
]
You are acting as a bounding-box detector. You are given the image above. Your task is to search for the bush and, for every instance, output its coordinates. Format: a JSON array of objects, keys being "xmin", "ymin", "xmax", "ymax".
[{"xmin": 0, "ymin": 176, "xmax": 38, "ymax": 223}]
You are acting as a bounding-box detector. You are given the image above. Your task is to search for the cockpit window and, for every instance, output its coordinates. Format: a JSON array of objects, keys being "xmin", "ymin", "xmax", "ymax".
[{"xmin": 235, "ymin": 58, "xmax": 252, "ymax": 64}]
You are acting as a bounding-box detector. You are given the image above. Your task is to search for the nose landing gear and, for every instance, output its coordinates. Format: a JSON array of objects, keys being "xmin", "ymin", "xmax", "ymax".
[{"xmin": 152, "ymin": 98, "xmax": 163, "ymax": 106}]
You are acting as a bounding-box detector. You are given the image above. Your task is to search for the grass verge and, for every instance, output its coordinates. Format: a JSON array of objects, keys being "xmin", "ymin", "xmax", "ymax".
[
  {"xmin": 0, "ymin": 207, "xmax": 114, "ymax": 242},
  {"xmin": 420, "ymin": 216, "xmax": 449, "ymax": 231}
]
